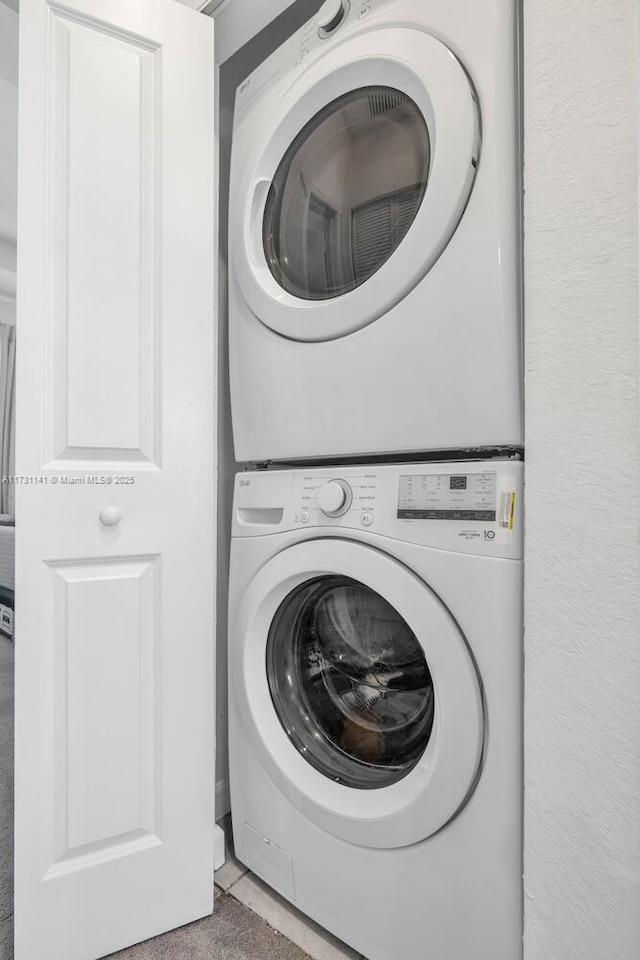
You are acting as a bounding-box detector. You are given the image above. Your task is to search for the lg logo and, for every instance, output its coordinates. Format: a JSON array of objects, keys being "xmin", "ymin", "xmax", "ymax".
[{"xmin": 484, "ymin": 530, "xmax": 496, "ymax": 540}]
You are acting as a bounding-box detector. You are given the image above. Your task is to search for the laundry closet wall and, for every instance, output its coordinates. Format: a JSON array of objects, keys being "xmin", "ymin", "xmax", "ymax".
[{"xmin": 523, "ymin": 1, "xmax": 640, "ymax": 958}]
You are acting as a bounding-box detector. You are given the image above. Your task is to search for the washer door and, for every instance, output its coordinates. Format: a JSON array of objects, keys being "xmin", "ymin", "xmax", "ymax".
[
  {"xmin": 231, "ymin": 539, "xmax": 483, "ymax": 849},
  {"xmin": 231, "ymin": 28, "xmax": 479, "ymax": 342}
]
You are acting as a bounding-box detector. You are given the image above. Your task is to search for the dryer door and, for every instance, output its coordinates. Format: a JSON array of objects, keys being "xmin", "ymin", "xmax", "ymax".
[
  {"xmin": 231, "ymin": 539, "xmax": 483, "ymax": 849},
  {"xmin": 231, "ymin": 27, "xmax": 479, "ymax": 342}
]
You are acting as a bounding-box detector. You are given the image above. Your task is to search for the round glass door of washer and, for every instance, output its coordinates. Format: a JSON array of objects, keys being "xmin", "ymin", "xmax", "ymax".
[
  {"xmin": 266, "ymin": 575, "xmax": 435, "ymax": 789},
  {"xmin": 263, "ymin": 87, "xmax": 430, "ymax": 301}
]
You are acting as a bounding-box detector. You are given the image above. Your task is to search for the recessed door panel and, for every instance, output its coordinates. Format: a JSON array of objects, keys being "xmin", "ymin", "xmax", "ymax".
[
  {"xmin": 45, "ymin": 557, "xmax": 160, "ymax": 874},
  {"xmin": 47, "ymin": 9, "xmax": 161, "ymax": 464}
]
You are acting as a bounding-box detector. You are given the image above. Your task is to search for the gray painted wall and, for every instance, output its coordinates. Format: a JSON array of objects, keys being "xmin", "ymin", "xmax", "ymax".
[{"xmin": 214, "ymin": 0, "xmax": 322, "ymax": 814}]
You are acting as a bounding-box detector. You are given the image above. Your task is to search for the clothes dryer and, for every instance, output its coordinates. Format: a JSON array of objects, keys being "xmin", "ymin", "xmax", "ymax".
[
  {"xmin": 228, "ymin": 0, "xmax": 522, "ymax": 462},
  {"xmin": 228, "ymin": 460, "xmax": 523, "ymax": 960}
]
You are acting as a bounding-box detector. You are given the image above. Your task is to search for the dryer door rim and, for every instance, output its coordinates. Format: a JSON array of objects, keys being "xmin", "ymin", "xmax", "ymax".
[
  {"xmin": 231, "ymin": 537, "xmax": 484, "ymax": 849},
  {"xmin": 230, "ymin": 27, "xmax": 479, "ymax": 342}
]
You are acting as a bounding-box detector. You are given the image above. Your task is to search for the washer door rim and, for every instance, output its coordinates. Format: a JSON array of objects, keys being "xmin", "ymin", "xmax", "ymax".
[
  {"xmin": 231, "ymin": 538, "xmax": 484, "ymax": 849},
  {"xmin": 230, "ymin": 27, "xmax": 480, "ymax": 343}
]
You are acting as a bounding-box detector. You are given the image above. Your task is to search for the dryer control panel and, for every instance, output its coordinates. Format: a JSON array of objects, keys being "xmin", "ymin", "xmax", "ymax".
[
  {"xmin": 234, "ymin": 0, "xmax": 419, "ymax": 120},
  {"xmin": 232, "ymin": 461, "xmax": 523, "ymax": 560}
]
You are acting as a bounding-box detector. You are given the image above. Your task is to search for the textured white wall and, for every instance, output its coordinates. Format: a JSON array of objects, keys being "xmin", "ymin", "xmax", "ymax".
[{"xmin": 523, "ymin": 1, "xmax": 640, "ymax": 958}]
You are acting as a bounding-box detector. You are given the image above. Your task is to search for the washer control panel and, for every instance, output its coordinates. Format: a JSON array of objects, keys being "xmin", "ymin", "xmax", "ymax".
[
  {"xmin": 397, "ymin": 472, "xmax": 497, "ymax": 522},
  {"xmin": 233, "ymin": 461, "xmax": 523, "ymax": 560},
  {"xmin": 298, "ymin": 472, "xmax": 377, "ymax": 525},
  {"xmin": 318, "ymin": 478, "xmax": 352, "ymax": 516}
]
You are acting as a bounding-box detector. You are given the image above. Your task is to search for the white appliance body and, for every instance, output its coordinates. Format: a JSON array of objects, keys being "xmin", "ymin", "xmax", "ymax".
[
  {"xmin": 228, "ymin": 460, "xmax": 523, "ymax": 960},
  {"xmin": 228, "ymin": 0, "xmax": 522, "ymax": 463}
]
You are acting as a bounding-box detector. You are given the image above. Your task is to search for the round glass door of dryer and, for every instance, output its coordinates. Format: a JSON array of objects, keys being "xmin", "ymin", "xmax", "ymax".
[
  {"xmin": 266, "ymin": 575, "xmax": 434, "ymax": 789},
  {"xmin": 263, "ymin": 87, "xmax": 430, "ymax": 301},
  {"xmin": 231, "ymin": 28, "xmax": 480, "ymax": 341}
]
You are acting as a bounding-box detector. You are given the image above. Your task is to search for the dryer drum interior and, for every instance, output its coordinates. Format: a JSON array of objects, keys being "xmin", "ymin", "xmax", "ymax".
[
  {"xmin": 266, "ymin": 575, "xmax": 435, "ymax": 790},
  {"xmin": 262, "ymin": 86, "xmax": 430, "ymax": 301}
]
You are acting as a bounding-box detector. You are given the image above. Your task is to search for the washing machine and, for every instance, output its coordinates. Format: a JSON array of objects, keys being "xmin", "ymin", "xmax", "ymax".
[
  {"xmin": 228, "ymin": 460, "xmax": 523, "ymax": 960},
  {"xmin": 228, "ymin": 0, "xmax": 522, "ymax": 463}
]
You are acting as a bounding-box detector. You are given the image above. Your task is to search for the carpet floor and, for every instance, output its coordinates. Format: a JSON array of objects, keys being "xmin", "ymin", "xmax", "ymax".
[
  {"xmin": 0, "ymin": 634, "xmax": 13, "ymax": 960},
  {"xmin": 107, "ymin": 893, "xmax": 312, "ymax": 960}
]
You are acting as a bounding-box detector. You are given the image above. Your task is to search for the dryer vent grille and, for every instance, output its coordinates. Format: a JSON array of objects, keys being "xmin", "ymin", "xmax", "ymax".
[{"xmin": 368, "ymin": 90, "xmax": 408, "ymax": 117}]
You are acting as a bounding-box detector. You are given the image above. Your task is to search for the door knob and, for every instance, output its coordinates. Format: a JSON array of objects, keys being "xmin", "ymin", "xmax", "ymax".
[{"xmin": 99, "ymin": 505, "xmax": 121, "ymax": 527}]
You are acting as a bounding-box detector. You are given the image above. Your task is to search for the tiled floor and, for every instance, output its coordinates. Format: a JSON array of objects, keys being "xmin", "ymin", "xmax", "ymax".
[{"xmin": 215, "ymin": 816, "xmax": 366, "ymax": 960}]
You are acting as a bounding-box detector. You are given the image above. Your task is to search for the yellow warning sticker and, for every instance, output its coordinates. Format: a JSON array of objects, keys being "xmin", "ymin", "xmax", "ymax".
[{"xmin": 499, "ymin": 491, "xmax": 516, "ymax": 531}]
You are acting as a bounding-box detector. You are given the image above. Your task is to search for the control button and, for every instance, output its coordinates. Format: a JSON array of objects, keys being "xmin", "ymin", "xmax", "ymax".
[
  {"xmin": 318, "ymin": 479, "xmax": 352, "ymax": 517},
  {"xmin": 317, "ymin": 0, "xmax": 349, "ymax": 36},
  {"xmin": 358, "ymin": 4, "xmax": 371, "ymax": 18},
  {"xmin": 300, "ymin": 510, "xmax": 310, "ymax": 524},
  {"xmin": 360, "ymin": 512, "xmax": 373, "ymax": 526}
]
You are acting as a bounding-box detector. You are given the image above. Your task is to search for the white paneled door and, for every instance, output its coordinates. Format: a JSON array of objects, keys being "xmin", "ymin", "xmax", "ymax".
[{"xmin": 14, "ymin": 1, "xmax": 215, "ymax": 958}]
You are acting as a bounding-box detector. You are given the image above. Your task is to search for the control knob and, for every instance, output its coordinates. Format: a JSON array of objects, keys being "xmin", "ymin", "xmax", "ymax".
[
  {"xmin": 318, "ymin": 479, "xmax": 352, "ymax": 517},
  {"xmin": 316, "ymin": 0, "xmax": 349, "ymax": 35}
]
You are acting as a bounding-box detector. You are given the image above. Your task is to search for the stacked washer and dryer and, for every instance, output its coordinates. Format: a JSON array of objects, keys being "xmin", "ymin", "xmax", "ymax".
[{"xmin": 227, "ymin": 1, "xmax": 523, "ymax": 959}]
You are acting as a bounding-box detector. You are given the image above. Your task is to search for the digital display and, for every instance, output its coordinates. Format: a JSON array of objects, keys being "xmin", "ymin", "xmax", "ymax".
[{"xmin": 397, "ymin": 472, "xmax": 497, "ymax": 521}]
